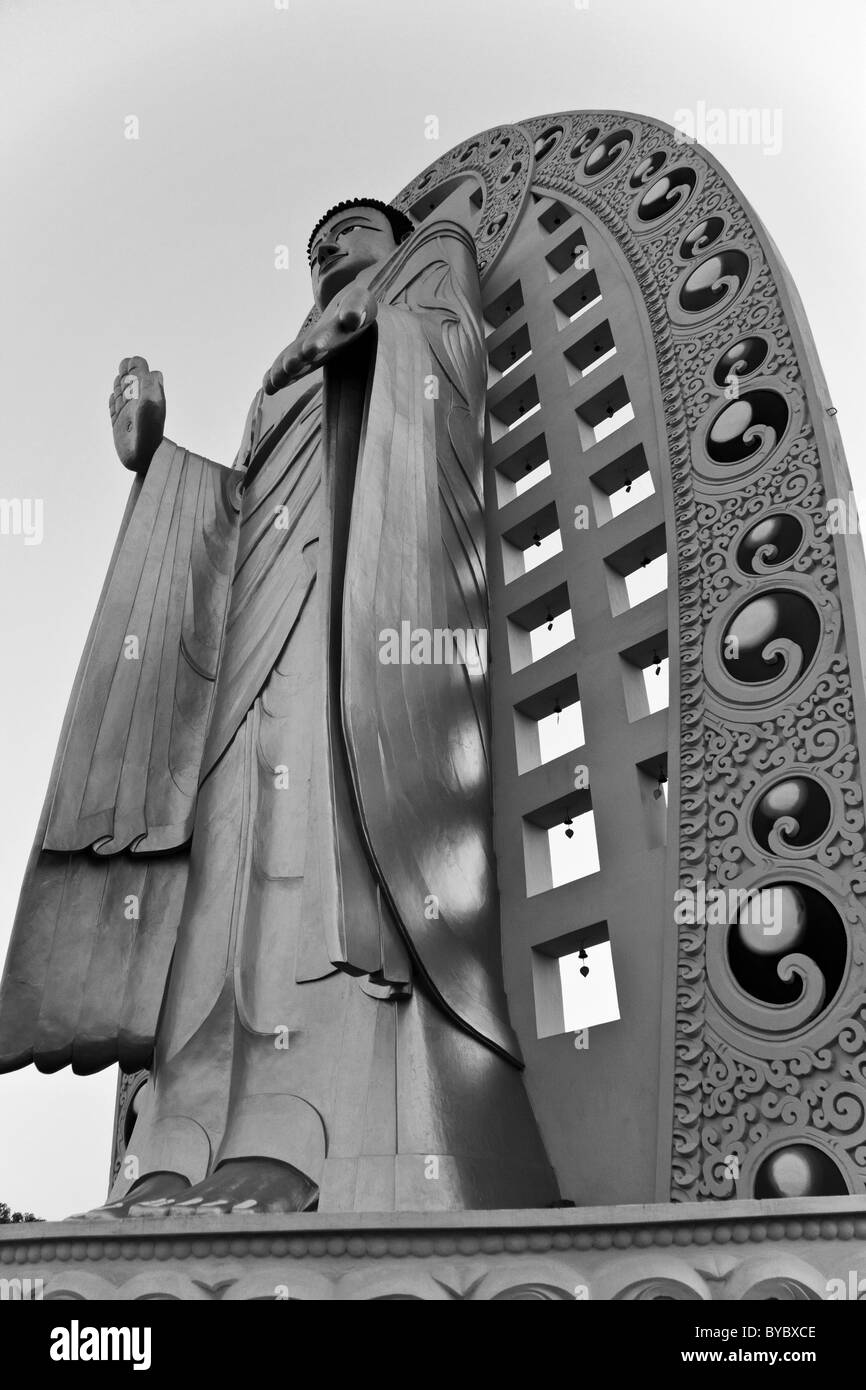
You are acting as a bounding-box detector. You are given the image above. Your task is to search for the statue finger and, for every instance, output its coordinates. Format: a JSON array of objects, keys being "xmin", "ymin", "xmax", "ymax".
[
  {"xmin": 279, "ymin": 347, "xmax": 305, "ymax": 380},
  {"xmin": 264, "ymin": 372, "xmax": 287, "ymax": 396},
  {"xmin": 338, "ymin": 304, "xmax": 366, "ymax": 332},
  {"xmin": 301, "ymin": 336, "xmax": 328, "ymax": 362},
  {"xmin": 263, "ymin": 363, "xmax": 285, "ymax": 395}
]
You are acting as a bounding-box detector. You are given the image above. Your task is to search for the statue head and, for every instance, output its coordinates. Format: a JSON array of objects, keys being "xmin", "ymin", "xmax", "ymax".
[{"xmin": 308, "ymin": 198, "xmax": 415, "ymax": 309}]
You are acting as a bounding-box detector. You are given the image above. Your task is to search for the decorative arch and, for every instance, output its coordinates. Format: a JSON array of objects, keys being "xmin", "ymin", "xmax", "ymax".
[{"xmin": 387, "ymin": 112, "xmax": 866, "ymax": 1207}]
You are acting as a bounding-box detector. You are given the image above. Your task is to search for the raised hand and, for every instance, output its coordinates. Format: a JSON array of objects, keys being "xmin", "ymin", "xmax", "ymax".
[
  {"xmin": 110, "ymin": 356, "xmax": 166, "ymax": 473},
  {"xmin": 263, "ymin": 286, "xmax": 377, "ymax": 396}
]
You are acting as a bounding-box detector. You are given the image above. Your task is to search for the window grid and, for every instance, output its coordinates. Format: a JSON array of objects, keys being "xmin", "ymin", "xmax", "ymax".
[{"xmin": 483, "ymin": 188, "xmax": 672, "ymax": 1051}]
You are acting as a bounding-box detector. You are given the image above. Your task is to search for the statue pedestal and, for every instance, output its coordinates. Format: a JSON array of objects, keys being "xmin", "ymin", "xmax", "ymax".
[{"xmin": 2, "ymin": 1195, "xmax": 864, "ymax": 1300}]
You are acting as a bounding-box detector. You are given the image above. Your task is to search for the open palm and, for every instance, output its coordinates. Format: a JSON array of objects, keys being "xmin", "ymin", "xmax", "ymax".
[{"xmin": 110, "ymin": 355, "xmax": 166, "ymax": 473}]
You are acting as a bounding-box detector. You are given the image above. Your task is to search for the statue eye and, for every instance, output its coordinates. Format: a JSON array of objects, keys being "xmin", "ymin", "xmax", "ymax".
[{"xmin": 336, "ymin": 225, "xmax": 359, "ymax": 240}]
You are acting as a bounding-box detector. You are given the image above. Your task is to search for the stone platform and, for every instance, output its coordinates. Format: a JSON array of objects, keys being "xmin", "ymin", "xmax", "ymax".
[{"xmin": 1, "ymin": 1195, "xmax": 865, "ymax": 1300}]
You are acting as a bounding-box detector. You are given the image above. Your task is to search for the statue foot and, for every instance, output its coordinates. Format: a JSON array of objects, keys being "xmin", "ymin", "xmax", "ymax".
[
  {"xmin": 71, "ymin": 1170, "xmax": 190, "ymax": 1220},
  {"xmin": 161, "ymin": 1157, "xmax": 318, "ymax": 1216}
]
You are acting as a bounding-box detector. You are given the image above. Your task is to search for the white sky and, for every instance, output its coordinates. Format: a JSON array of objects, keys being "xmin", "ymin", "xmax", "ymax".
[{"xmin": 1, "ymin": 0, "xmax": 864, "ymax": 1219}]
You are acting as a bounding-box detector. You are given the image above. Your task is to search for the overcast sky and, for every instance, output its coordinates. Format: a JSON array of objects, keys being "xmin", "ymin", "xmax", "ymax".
[{"xmin": 1, "ymin": 0, "xmax": 864, "ymax": 1219}]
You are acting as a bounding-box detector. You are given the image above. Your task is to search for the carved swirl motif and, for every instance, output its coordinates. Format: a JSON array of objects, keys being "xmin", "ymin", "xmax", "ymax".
[
  {"xmin": 671, "ymin": 249, "xmax": 752, "ymax": 321},
  {"xmin": 633, "ymin": 167, "xmax": 698, "ymax": 227},
  {"xmin": 581, "ymin": 127, "xmax": 634, "ymax": 179},
  {"xmin": 714, "ymin": 337, "xmax": 769, "ymax": 386},
  {"xmin": 706, "ymin": 391, "xmax": 790, "ymax": 467},
  {"xmin": 752, "ymin": 777, "xmax": 833, "ymax": 853},
  {"xmin": 707, "ymin": 880, "xmax": 848, "ymax": 1032},
  {"xmin": 720, "ymin": 590, "xmax": 820, "ymax": 689},
  {"xmin": 680, "ymin": 216, "xmax": 726, "ymax": 259},
  {"xmin": 736, "ymin": 515, "xmax": 804, "ymax": 574},
  {"xmin": 630, "ymin": 151, "xmax": 667, "ymax": 189}
]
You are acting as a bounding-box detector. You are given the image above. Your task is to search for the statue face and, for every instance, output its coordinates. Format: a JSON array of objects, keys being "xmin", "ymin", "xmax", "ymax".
[{"xmin": 310, "ymin": 206, "xmax": 398, "ymax": 309}]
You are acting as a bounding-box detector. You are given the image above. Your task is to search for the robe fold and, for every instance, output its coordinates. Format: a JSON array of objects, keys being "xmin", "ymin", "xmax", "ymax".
[{"xmin": 0, "ymin": 218, "xmax": 522, "ymax": 1075}]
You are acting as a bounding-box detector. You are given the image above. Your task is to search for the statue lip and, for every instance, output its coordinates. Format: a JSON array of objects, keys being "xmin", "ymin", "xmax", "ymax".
[{"xmin": 317, "ymin": 250, "xmax": 348, "ymax": 273}]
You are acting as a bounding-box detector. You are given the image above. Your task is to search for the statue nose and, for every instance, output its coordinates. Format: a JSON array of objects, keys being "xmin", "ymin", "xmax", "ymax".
[{"xmin": 317, "ymin": 240, "xmax": 340, "ymax": 267}]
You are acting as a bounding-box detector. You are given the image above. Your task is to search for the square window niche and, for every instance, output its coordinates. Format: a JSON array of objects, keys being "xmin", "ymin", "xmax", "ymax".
[
  {"xmin": 482, "ymin": 279, "xmax": 524, "ymax": 336},
  {"xmin": 575, "ymin": 377, "xmax": 634, "ymax": 450},
  {"xmin": 506, "ymin": 582, "xmax": 574, "ymax": 673},
  {"xmin": 513, "ymin": 673, "xmax": 583, "ymax": 774},
  {"xmin": 501, "ymin": 501, "xmax": 562, "ymax": 583},
  {"xmin": 620, "ymin": 631, "xmax": 669, "ymax": 722},
  {"xmin": 563, "ymin": 320, "xmax": 617, "ymax": 384},
  {"xmin": 589, "ymin": 444, "xmax": 654, "ymax": 526},
  {"xmin": 488, "ymin": 374, "xmax": 541, "ymax": 442},
  {"xmin": 487, "ymin": 321, "xmax": 532, "ymax": 385},
  {"xmin": 532, "ymin": 922, "xmax": 621, "ymax": 1038},
  {"xmin": 553, "ymin": 270, "xmax": 602, "ymax": 326},
  {"xmin": 603, "ymin": 523, "xmax": 667, "ymax": 617},
  {"xmin": 493, "ymin": 430, "xmax": 551, "ymax": 507},
  {"xmin": 545, "ymin": 226, "xmax": 589, "ymax": 279},
  {"xmin": 636, "ymin": 751, "xmax": 669, "ymax": 849},
  {"xmin": 522, "ymin": 789, "xmax": 598, "ymax": 896},
  {"xmin": 537, "ymin": 197, "xmax": 574, "ymax": 234}
]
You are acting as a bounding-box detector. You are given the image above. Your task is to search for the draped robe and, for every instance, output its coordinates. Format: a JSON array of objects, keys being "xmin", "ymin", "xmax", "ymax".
[{"xmin": 0, "ymin": 220, "xmax": 525, "ymax": 1078}]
